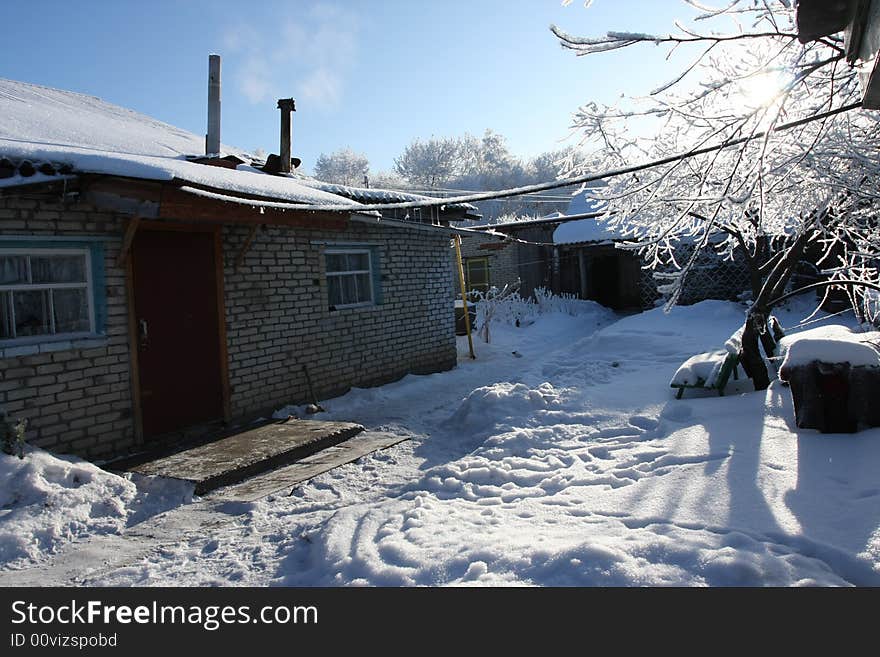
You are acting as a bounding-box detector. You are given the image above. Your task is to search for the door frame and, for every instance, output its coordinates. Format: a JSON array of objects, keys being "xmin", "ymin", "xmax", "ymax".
[{"xmin": 125, "ymin": 221, "xmax": 231, "ymax": 445}]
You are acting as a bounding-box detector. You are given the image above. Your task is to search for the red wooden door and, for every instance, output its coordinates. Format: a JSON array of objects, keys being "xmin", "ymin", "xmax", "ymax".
[{"xmin": 131, "ymin": 229, "xmax": 225, "ymax": 438}]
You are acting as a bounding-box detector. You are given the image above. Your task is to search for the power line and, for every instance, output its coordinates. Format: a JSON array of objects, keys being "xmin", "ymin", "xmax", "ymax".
[
  {"xmin": 209, "ymin": 102, "xmax": 862, "ymax": 213},
  {"xmin": 392, "ymin": 185, "xmax": 579, "ymax": 201},
  {"xmin": 340, "ymin": 102, "xmax": 861, "ymax": 211}
]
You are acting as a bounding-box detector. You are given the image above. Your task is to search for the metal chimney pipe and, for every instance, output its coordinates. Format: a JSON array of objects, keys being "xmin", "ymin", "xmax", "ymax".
[
  {"xmin": 207, "ymin": 54, "xmax": 221, "ymax": 156},
  {"xmin": 277, "ymin": 98, "xmax": 296, "ymax": 173}
]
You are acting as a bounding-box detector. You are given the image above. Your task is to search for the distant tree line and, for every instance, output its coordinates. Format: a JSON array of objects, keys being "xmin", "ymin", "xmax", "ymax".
[{"xmin": 311, "ymin": 130, "xmax": 589, "ymax": 222}]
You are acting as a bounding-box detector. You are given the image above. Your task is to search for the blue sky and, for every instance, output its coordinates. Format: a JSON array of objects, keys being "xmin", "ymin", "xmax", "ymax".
[{"xmin": 1, "ymin": 1, "xmax": 699, "ymax": 175}]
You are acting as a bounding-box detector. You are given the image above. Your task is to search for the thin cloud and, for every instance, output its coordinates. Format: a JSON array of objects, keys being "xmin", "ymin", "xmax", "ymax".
[
  {"xmin": 224, "ymin": 4, "xmax": 359, "ymax": 108},
  {"xmin": 238, "ymin": 55, "xmax": 272, "ymax": 104},
  {"xmin": 221, "ymin": 24, "xmax": 261, "ymax": 53},
  {"xmin": 301, "ymin": 68, "xmax": 342, "ymax": 106}
]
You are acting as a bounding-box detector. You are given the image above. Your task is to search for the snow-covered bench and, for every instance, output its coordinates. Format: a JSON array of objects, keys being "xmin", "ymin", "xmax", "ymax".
[
  {"xmin": 670, "ymin": 348, "xmax": 740, "ymax": 399},
  {"xmin": 670, "ymin": 318, "xmax": 784, "ymax": 399}
]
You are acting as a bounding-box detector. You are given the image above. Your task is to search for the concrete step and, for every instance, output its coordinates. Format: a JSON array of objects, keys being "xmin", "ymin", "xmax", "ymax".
[
  {"xmin": 205, "ymin": 431, "xmax": 408, "ymax": 502},
  {"xmin": 118, "ymin": 418, "xmax": 365, "ymax": 495}
]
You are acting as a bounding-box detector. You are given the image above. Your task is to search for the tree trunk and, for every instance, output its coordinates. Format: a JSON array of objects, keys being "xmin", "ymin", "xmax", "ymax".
[
  {"xmin": 740, "ymin": 314, "xmax": 771, "ymax": 391},
  {"xmin": 748, "ymin": 234, "xmax": 768, "ymax": 300},
  {"xmin": 739, "ymin": 229, "xmax": 811, "ymax": 391},
  {"xmin": 758, "ymin": 325, "xmax": 777, "ymax": 359}
]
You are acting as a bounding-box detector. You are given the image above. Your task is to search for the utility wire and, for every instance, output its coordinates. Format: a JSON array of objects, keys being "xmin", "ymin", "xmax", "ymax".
[
  {"xmin": 230, "ymin": 102, "xmax": 862, "ymax": 213},
  {"xmin": 393, "ymin": 186, "xmax": 579, "ymax": 201}
]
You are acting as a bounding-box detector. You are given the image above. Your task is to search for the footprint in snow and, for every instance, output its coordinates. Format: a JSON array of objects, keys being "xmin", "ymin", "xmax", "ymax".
[
  {"xmin": 629, "ymin": 415, "xmax": 659, "ymax": 431},
  {"xmin": 660, "ymin": 403, "xmax": 693, "ymax": 422}
]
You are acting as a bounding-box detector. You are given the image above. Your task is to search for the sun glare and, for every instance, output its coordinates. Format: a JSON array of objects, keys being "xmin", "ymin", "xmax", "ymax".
[{"xmin": 739, "ymin": 71, "xmax": 788, "ymax": 110}]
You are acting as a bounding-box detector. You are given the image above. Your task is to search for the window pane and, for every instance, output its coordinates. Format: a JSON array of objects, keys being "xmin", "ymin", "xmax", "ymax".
[
  {"xmin": 326, "ymin": 254, "xmax": 346, "ymax": 273},
  {"xmin": 466, "ymin": 259, "xmax": 489, "ymax": 292},
  {"xmin": 13, "ymin": 289, "xmax": 50, "ymax": 337},
  {"xmin": 348, "ymin": 253, "xmax": 370, "ymax": 271},
  {"xmin": 327, "ymin": 276, "xmax": 343, "ymax": 307},
  {"xmin": 31, "ymin": 255, "xmax": 86, "ymax": 283},
  {"xmin": 354, "ymin": 273, "xmax": 372, "ymax": 303},
  {"xmin": 341, "ymin": 275, "xmax": 357, "ymax": 305},
  {"xmin": 53, "ymin": 288, "xmax": 90, "ymax": 333},
  {"xmin": 0, "ymin": 292, "xmax": 12, "ymax": 339},
  {"xmin": 0, "ymin": 256, "xmax": 28, "ymax": 284}
]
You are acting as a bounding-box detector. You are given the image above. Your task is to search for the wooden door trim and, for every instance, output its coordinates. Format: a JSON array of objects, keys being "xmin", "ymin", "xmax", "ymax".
[
  {"xmin": 124, "ymin": 254, "xmax": 145, "ymax": 447},
  {"xmin": 137, "ymin": 220, "xmax": 220, "ymax": 233},
  {"xmin": 214, "ymin": 229, "xmax": 232, "ymax": 423}
]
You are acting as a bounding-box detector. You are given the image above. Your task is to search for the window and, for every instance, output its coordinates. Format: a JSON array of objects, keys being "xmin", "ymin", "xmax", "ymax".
[
  {"xmin": 326, "ymin": 249, "xmax": 375, "ymax": 309},
  {"xmin": 465, "ymin": 257, "xmax": 490, "ymax": 295},
  {"xmin": 0, "ymin": 249, "xmax": 95, "ymax": 343}
]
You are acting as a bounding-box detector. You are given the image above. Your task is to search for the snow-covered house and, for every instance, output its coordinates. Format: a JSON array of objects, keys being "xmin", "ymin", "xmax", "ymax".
[
  {"xmin": 462, "ymin": 189, "xmax": 755, "ymax": 311},
  {"xmin": 459, "ymin": 190, "xmax": 653, "ymax": 309},
  {"xmin": 548, "ymin": 193, "xmax": 655, "ymax": 310},
  {"xmin": 0, "ymin": 78, "xmax": 461, "ymax": 460}
]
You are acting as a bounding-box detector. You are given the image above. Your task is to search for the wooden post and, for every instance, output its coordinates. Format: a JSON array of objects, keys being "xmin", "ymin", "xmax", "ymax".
[
  {"xmin": 234, "ymin": 225, "xmax": 259, "ymax": 273},
  {"xmin": 454, "ymin": 235, "xmax": 476, "ymax": 360},
  {"xmin": 116, "ymin": 215, "xmax": 141, "ymax": 268},
  {"xmin": 578, "ymin": 249, "xmax": 588, "ymax": 299},
  {"xmin": 552, "ymin": 246, "xmax": 561, "ymax": 294}
]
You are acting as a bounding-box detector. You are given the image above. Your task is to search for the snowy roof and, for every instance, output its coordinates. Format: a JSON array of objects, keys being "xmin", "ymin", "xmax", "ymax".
[
  {"xmin": 0, "ymin": 78, "xmax": 360, "ymax": 208},
  {"xmin": 295, "ymin": 178, "xmax": 480, "ymax": 218},
  {"xmin": 552, "ymin": 191, "xmax": 620, "ymax": 244},
  {"xmin": 465, "ymin": 186, "xmax": 623, "ymax": 244}
]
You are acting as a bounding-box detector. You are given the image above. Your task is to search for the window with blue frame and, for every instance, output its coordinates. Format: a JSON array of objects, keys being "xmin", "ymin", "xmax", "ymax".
[
  {"xmin": 0, "ymin": 242, "xmax": 106, "ymax": 344},
  {"xmin": 325, "ymin": 246, "xmax": 382, "ymax": 311}
]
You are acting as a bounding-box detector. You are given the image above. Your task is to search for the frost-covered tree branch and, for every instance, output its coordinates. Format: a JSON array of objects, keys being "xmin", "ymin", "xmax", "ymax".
[{"xmin": 555, "ymin": 0, "xmax": 880, "ymax": 389}]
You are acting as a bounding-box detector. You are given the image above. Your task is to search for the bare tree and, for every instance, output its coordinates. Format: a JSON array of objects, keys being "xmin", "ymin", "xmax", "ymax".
[{"xmin": 554, "ymin": 0, "xmax": 880, "ymax": 389}]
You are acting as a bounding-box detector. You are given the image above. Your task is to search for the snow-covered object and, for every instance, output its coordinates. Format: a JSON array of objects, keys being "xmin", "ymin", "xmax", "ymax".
[
  {"xmin": 0, "ymin": 446, "xmax": 192, "ymax": 569},
  {"xmin": 553, "ymin": 214, "xmax": 621, "ymax": 244},
  {"xmin": 669, "ymin": 349, "xmax": 729, "ymax": 387},
  {"xmin": 724, "ymin": 325, "xmax": 744, "ymax": 356},
  {"xmin": 779, "ymin": 325, "xmax": 880, "ymax": 372},
  {"xmin": 297, "ymin": 178, "xmax": 478, "ymax": 215},
  {"xmin": 552, "ymin": 190, "xmax": 617, "ymax": 244},
  {"xmin": 0, "ymin": 78, "xmax": 361, "ymax": 207},
  {"xmin": 0, "ymin": 447, "xmax": 136, "ymax": 565}
]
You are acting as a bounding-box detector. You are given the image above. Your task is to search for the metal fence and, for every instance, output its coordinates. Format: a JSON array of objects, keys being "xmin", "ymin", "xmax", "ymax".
[{"xmin": 643, "ymin": 245, "xmax": 753, "ymax": 309}]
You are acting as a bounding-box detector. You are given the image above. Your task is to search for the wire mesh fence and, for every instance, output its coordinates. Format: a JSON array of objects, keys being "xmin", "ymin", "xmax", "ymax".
[{"xmin": 643, "ymin": 245, "xmax": 753, "ymax": 309}]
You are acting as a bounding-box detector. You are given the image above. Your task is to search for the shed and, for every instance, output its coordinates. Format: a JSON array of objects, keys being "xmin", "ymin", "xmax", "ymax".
[{"xmin": 0, "ymin": 78, "xmax": 458, "ymax": 460}]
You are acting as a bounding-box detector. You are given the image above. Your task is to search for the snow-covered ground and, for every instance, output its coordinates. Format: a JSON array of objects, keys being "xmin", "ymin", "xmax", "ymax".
[
  {"xmin": 2, "ymin": 296, "xmax": 879, "ymax": 586},
  {"xmin": 0, "ymin": 450, "xmax": 193, "ymax": 567}
]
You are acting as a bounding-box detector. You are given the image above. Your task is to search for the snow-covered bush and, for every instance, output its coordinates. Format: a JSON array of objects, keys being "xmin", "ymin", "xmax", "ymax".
[
  {"xmin": 533, "ymin": 287, "xmax": 587, "ymax": 316},
  {"xmin": 473, "ymin": 286, "xmax": 610, "ymax": 342},
  {"xmin": 862, "ymin": 290, "xmax": 880, "ymax": 329},
  {"xmin": 471, "ymin": 281, "xmax": 524, "ymax": 343}
]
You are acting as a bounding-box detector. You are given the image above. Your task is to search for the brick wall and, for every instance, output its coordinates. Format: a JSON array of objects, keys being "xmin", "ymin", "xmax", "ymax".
[
  {"xmin": 223, "ymin": 221, "xmax": 457, "ymax": 419},
  {"xmin": 454, "ymin": 232, "xmax": 522, "ymax": 297},
  {"xmin": 0, "ymin": 192, "xmax": 458, "ymax": 459},
  {"xmin": 0, "ymin": 194, "xmax": 136, "ymax": 459}
]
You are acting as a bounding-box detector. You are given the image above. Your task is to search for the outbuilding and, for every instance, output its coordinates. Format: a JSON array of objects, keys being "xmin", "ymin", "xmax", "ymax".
[{"xmin": 0, "ymin": 78, "xmax": 460, "ymax": 459}]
